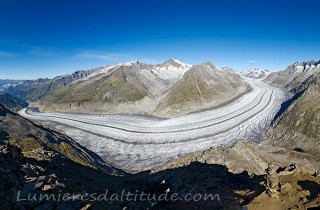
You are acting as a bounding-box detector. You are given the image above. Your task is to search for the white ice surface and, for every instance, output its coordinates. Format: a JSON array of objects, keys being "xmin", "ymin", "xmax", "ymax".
[{"xmin": 19, "ymin": 78, "xmax": 286, "ymax": 172}]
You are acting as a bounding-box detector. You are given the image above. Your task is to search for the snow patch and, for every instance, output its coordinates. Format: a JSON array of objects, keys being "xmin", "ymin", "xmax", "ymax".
[{"xmin": 172, "ymin": 59, "xmax": 192, "ymax": 68}]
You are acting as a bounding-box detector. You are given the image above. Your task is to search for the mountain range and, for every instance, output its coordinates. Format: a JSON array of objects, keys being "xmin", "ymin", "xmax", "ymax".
[
  {"xmin": 7, "ymin": 59, "xmax": 249, "ymax": 118},
  {"xmin": 263, "ymin": 60, "xmax": 320, "ymax": 93},
  {"xmin": 0, "ymin": 79, "xmax": 24, "ymax": 91}
]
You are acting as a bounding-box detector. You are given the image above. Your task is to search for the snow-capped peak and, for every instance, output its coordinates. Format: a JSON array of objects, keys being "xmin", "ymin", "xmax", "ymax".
[
  {"xmin": 220, "ymin": 67, "xmax": 238, "ymax": 74},
  {"xmin": 163, "ymin": 58, "xmax": 192, "ymax": 69},
  {"xmin": 242, "ymin": 67, "xmax": 270, "ymax": 79},
  {"xmin": 74, "ymin": 59, "xmax": 192, "ymax": 84},
  {"xmin": 172, "ymin": 59, "xmax": 192, "ymax": 68},
  {"xmin": 117, "ymin": 61, "xmax": 139, "ymax": 67},
  {"xmin": 292, "ymin": 60, "xmax": 320, "ymax": 73},
  {"xmin": 249, "ymin": 67, "xmax": 265, "ymax": 73}
]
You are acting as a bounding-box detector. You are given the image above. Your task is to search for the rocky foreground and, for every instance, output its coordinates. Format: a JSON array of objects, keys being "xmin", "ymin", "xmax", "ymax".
[{"xmin": 1, "ymin": 134, "xmax": 320, "ymax": 210}]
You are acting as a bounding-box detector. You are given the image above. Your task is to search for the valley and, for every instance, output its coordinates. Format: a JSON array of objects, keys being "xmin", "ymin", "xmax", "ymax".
[
  {"xmin": 1, "ymin": 59, "xmax": 320, "ymax": 209},
  {"xmin": 19, "ymin": 77, "xmax": 286, "ymax": 172}
]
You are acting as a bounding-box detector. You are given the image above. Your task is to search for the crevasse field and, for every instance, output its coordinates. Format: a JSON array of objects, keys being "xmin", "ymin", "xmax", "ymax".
[{"xmin": 19, "ymin": 77, "xmax": 286, "ymax": 172}]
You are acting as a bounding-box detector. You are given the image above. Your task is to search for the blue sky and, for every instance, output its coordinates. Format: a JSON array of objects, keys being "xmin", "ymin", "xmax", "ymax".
[{"xmin": 0, "ymin": 0, "xmax": 320, "ymax": 79}]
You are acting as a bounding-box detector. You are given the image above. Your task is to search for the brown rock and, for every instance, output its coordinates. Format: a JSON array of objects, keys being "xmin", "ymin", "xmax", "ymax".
[
  {"xmin": 280, "ymin": 183, "xmax": 292, "ymax": 192},
  {"xmin": 42, "ymin": 184, "xmax": 54, "ymax": 191},
  {"xmin": 265, "ymin": 164, "xmax": 279, "ymax": 198},
  {"xmin": 34, "ymin": 182, "xmax": 44, "ymax": 190},
  {"xmin": 38, "ymin": 175, "xmax": 47, "ymax": 182},
  {"xmin": 25, "ymin": 177, "xmax": 37, "ymax": 183},
  {"xmin": 81, "ymin": 203, "xmax": 93, "ymax": 210}
]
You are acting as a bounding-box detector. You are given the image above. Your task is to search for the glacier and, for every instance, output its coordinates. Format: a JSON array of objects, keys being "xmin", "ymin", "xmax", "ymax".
[{"xmin": 19, "ymin": 77, "xmax": 286, "ymax": 172}]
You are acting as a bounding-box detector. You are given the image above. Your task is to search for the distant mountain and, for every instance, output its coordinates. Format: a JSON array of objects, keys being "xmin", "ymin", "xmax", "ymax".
[
  {"xmin": 5, "ymin": 69, "xmax": 100, "ymax": 101},
  {"xmin": 38, "ymin": 60, "xmax": 248, "ymax": 117},
  {"xmin": 0, "ymin": 79, "xmax": 24, "ymax": 91},
  {"xmin": 264, "ymin": 60, "xmax": 320, "ymax": 92},
  {"xmin": 6, "ymin": 60, "xmax": 192, "ymax": 104},
  {"xmin": 0, "ymin": 92, "xmax": 28, "ymax": 112},
  {"xmin": 241, "ymin": 68, "xmax": 270, "ymax": 79},
  {"xmin": 155, "ymin": 62, "xmax": 248, "ymax": 117}
]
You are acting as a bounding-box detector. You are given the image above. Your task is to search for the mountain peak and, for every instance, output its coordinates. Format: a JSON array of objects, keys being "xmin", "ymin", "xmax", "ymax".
[
  {"xmin": 201, "ymin": 61, "xmax": 217, "ymax": 70},
  {"xmin": 291, "ymin": 60, "xmax": 320, "ymax": 74},
  {"xmin": 221, "ymin": 67, "xmax": 235, "ymax": 71},
  {"xmin": 117, "ymin": 61, "xmax": 140, "ymax": 67},
  {"xmin": 242, "ymin": 67, "xmax": 269, "ymax": 79},
  {"xmin": 163, "ymin": 59, "xmax": 192, "ymax": 68},
  {"xmin": 248, "ymin": 67, "xmax": 270, "ymax": 74},
  {"xmin": 221, "ymin": 67, "xmax": 237, "ymax": 73},
  {"xmin": 250, "ymin": 67, "xmax": 262, "ymax": 70}
]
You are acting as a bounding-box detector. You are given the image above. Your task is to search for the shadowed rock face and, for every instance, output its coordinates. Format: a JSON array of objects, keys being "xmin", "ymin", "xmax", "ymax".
[
  {"xmin": 0, "ymin": 104, "xmax": 8, "ymax": 116},
  {"xmin": 1, "ymin": 140, "xmax": 319, "ymax": 210},
  {"xmin": 265, "ymin": 74, "xmax": 320, "ymax": 156},
  {"xmin": 0, "ymin": 92, "xmax": 28, "ymax": 112},
  {"xmin": 0, "ymin": 143, "xmax": 267, "ymax": 210}
]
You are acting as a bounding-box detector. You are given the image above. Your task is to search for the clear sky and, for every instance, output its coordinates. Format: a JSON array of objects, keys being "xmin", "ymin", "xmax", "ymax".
[{"xmin": 0, "ymin": 0, "xmax": 320, "ymax": 79}]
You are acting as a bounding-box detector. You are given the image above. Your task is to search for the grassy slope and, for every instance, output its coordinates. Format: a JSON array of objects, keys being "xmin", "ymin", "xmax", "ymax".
[
  {"xmin": 266, "ymin": 79, "xmax": 320, "ymax": 155},
  {"xmin": 44, "ymin": 67, "xmax": 148, "ymax": 104},
  {"xmin": 156, "ymin": 64, "xmax": 247, "ymax": 114}
]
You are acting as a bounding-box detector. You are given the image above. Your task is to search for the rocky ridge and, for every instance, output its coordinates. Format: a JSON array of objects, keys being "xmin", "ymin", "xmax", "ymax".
[
  {"xmin": 264, "ymin": 60, "xmax": 320, "ymax": 92},
  {"xmin": 264, "ymin": 70, "xmax": 320, "ymax": 156},
  {"xmin": 5, "ymin": 68, "xmax": 100, "ymax": 102},
  {"xmin": 0, "ymin": 79, "xmax": 24, "ymax": 91},
  {"xmin": 0, "ymin": 142, "xmax": 271, "ymax": 210}
]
